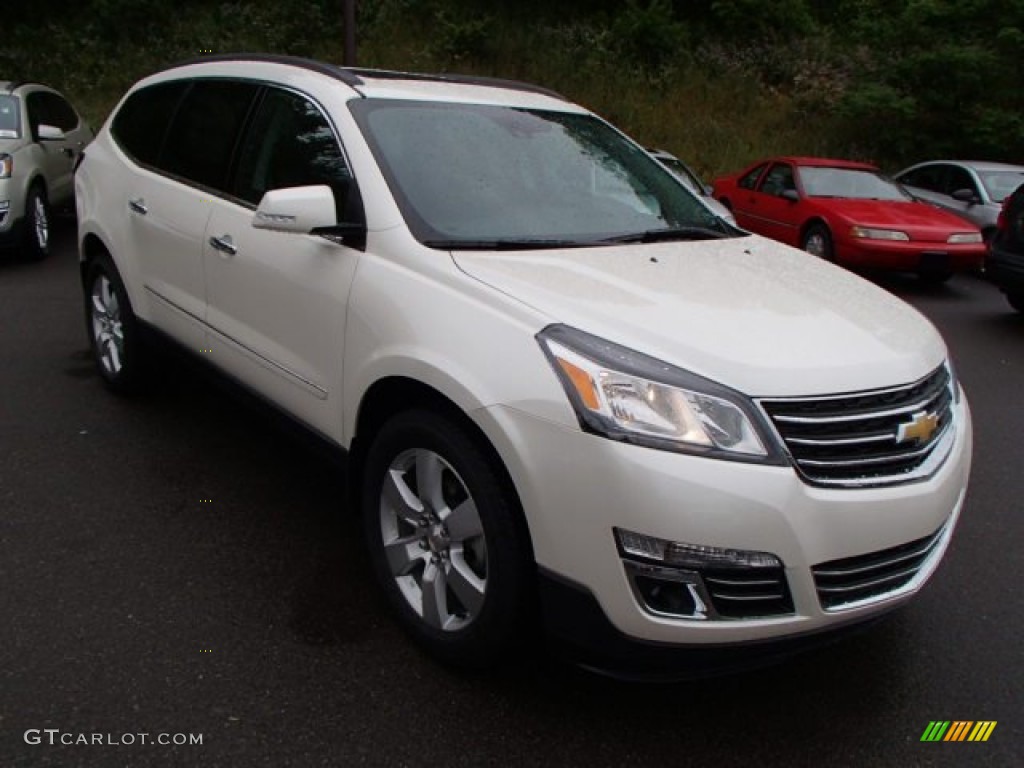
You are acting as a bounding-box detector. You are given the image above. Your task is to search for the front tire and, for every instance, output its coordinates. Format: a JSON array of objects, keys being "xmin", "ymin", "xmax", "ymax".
[
  {"xmin": 1007, "ymin": 292, "xmax": 1024, "ymax": 313},
  {"xmin": 84, "ymin": 254, "xmax": 146, "ymax": 394},
  {"xmin": 361, "ymin": 409, "xmax": 533, "ymax": 668},
  {"xmin": 24, "ymin": 185, "xmax": 50, "ymax": 260},
  {"xmin": 802, "ymin": 223, "xmax": 834, "ymax": 261}
]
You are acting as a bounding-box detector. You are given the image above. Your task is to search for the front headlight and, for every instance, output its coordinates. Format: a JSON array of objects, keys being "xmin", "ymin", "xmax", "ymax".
[
  {"xmin": 537, "ymin": 325, "xmax": 784, "ymax": 462},
  {"xmin": 947, "ymin": 232, "xmax": 982, "ymax": 244},
  {"xmin": 0, "ymin": 154, "xmax": 12, "ymax": 179},
  {"xmin": 850, "ymin": 226, "xmax": 910, "ymax": 241}
]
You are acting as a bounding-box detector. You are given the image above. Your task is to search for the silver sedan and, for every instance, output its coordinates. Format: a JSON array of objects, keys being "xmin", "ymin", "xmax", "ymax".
[{"xmin": 895, "ymin": 160, "xmax": 1024, "ymax": 240}]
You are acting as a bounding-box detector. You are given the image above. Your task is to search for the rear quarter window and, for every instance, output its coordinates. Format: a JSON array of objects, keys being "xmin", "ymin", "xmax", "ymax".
[{"xmin": 111, "ymin": 81, "xmax": 189, "ymax": 167}]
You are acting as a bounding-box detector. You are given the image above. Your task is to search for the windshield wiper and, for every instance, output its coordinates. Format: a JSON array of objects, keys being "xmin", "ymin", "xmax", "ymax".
[
  {"xmin": 422, "ymin": 238, "xmax": 590, "ymax": 251},
  {"xmin": 597, "ymin": 226, "xmax": 731, "ymax": 244}
]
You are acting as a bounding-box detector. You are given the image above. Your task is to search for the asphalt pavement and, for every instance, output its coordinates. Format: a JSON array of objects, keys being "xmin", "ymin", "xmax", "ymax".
[{"xmin": 2, "ymin": 222, "xmax": 1021, "ymax": 767}]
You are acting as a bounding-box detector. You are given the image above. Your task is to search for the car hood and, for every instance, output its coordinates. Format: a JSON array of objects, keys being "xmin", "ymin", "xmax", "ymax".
[
  {"xmin": 452, "ymin": 235, "xmax": 946, "ymax": 397},
  {"xmin": 813, "ymin": 199, "xmax": 979, "ymax": 241}
]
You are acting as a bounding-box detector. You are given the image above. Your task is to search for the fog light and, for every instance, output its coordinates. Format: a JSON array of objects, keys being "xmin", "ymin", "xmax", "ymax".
[
  {"xmin": 615, "ymin": 528, "xmax": 782, "ymax": 569},
  {"xmin": 625, "ymin": 562, "xmax": 712, "ymax": 620}
]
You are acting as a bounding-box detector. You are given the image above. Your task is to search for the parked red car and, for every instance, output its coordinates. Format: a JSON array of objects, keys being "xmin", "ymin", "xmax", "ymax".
[{"xmin": 712, "ymin": 157, "xmax": 986, "ymax": 282}]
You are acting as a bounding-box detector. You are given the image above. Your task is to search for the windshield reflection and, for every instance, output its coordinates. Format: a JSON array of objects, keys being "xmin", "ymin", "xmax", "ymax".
[
  {"xmin": 799, "ymin": 167, "xmax": 910, "ymax": 201},
  {"xmin": 349, "ymin": 99, "xmax": 734, "ymax": 249}
]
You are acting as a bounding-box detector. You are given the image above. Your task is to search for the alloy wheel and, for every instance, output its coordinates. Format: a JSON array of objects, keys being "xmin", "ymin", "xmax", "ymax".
[
  {"xmin": 90, "ymin": 275, "xmax": 125, "ymax": 376},
  {"xmin": 379, "ymin": 448, "xmax": 488, "ymax": 632},
  {"xmin": 32, "ymin": 194, "xmax": 49, "ymax": 251}
]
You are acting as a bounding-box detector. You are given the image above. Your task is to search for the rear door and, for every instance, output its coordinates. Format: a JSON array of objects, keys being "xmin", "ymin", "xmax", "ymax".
[{"xmin": 114, "ymin": 79, "xmax": 259, "ymax": 348}]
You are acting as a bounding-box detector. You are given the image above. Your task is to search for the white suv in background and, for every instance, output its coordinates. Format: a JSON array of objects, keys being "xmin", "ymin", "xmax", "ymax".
[
  {"xmin": 75, "ymin": 56, "xmax": 972, "ymax": 675},
  {"xmin": 0, "ymin": 81, "xmax": 92, "ymax": 258}
]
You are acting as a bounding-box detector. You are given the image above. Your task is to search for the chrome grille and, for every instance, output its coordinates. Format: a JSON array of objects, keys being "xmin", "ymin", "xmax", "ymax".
[
  {"xmin": 812, "ymin": 526, "xmax": 945, "ymax": 610},
  {"xmin": 759, "ymin": 365, "xmax": 955, "ymax": 487},
  {"xmin": 701, "ymin": 567, "xmax": 793, "ymax": 619}
]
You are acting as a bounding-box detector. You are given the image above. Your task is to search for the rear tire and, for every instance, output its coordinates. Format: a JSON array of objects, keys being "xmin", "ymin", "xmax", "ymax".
[
  {"xmin": 84, "ymin": 254, "xmax": 147, "ymax": 394},
  {"xmin": 361, "ymin": 409, "xmax": 533, "ymax": 669},
  {"xmin": 23, "ymin": 185, "xmax": 50, "ymax": 260},
  {"xmin": 1007, "ymin": 292, "xmax": 1024, "ymax": 313}
]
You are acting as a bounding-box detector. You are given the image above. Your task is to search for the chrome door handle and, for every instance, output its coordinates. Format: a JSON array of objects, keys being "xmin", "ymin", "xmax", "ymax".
[
  {"xmin": 208, "ymin": 234, "xmax": 237, "ymax": 256},
  {"xmin": 128, "ymin": 198, "xmax": 147, "ymax": 215}
]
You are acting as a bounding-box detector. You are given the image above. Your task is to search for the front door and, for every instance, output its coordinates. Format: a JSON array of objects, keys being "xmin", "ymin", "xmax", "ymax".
[{"xmin": 203, "ymin": 87, "xmax": 362, "ymax": 433}]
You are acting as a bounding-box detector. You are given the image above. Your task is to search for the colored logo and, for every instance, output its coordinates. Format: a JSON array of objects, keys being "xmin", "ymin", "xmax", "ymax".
[
  {"xmin": 897, "ymin": 410, "xmax": 939, "ymax": 445},
  {"xmin": 920, "ymin": 721, "xmax": 997, "ymax": 742}
]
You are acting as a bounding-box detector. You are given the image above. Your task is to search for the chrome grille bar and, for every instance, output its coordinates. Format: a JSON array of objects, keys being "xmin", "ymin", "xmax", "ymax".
[{"xmin": 759, "ymin": 365, "xmax": 956, "ymax": 487}]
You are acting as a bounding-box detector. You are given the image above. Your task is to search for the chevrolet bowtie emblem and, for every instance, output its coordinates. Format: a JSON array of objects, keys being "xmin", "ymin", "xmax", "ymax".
[{"xmin": 897, "ymin": 411, "xmax": 939, "ymax": 445}]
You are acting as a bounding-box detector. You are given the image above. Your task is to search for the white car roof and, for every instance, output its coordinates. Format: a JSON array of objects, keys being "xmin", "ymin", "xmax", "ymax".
[{"xmin": 142, "ymin": 55, "xmax": 584, "ymax": 113}]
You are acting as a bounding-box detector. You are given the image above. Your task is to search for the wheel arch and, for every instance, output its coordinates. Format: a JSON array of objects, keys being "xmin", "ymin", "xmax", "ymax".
[
  {"xmin": 348, "ymin": 375, "xmax": 535, "ymax": 560},
  {"xmin": 799, "ymin": 216, "xmax": 831, "ymax": 243},
  {"xmin": 79, "ymin": 232, "xmax": 110, "ymax": 285},
  {"xmin": 27, "ymin": 171, "xmax": 47, "ymax": 194}
]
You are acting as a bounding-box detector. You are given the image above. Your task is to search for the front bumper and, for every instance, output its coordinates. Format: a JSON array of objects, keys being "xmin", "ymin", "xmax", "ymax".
[
  {"xmin": 0, "ymin": 178, "xmax": 24, "ymax": 246},
  {"xmin": 837, "ymin": 238, "xmax": 985, "ymax": 272},
  {"xmin": 477, "ymin": 395, "xmax": 971, "ymax": 650}
]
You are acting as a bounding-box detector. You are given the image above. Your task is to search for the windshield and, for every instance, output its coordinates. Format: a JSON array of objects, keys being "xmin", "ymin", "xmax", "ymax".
[
  {"xmin": 349, "ymin": 99, "xmax": 733, "ymax": 248},
  {"xmin": 799, "ymin": 167, "xmax": 911, "ymax": 201},
  {"xmin": 978, "ymin": 170, "xmax": 1024, "ymax": 204},
  {"xmin": 0, "ymin": 95, "xmax": 20, "ymax": 139}
]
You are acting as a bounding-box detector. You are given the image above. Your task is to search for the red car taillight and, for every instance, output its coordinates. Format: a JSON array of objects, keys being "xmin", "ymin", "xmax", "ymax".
[{"xmin": 996, "ymin": 198, "xmax": 1010, "ymax": 232}]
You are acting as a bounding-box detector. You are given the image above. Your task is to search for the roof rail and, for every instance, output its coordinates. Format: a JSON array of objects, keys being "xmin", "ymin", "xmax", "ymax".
[
  {"xmin": 163, "ymin": 54, "xmax": 565, "ymax": 101},
  {"xmin": 345, "ymin": 68, "xmax": 566, "ymax": 101},
  {"xmin": 167, "ymin": 53, "xmax": 364, "ymax": 87}
]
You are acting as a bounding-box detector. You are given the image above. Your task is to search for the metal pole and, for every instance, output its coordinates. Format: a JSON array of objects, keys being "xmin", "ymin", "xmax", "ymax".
[{"xmin": 343, "ymin": 0, "xmax": 357, "ymax": 67}]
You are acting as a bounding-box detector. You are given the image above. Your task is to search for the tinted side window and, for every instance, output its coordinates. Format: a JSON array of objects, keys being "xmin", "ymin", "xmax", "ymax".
[
  {"xmin": 738, "ymin": 163, "xmax": 767, "ymax": 190},
  {"xmin": 758, "ymin": 163, "xmax": 796, "ymax": 196},
  {"xmin": 40, "ymin": 93, "xmax": 78, "ymax": 131},
  {"xmin": 112, "ymin": 81, "xmax": 189, "ymax": 167},
  {"xmin": 232, "ymin": 88, "xmax": 353, "ymax": 218},
  {"xmin": 899, "ymin": 165, "xmax": 941, "ymax": 191},
  {"xmin": 161, "ymin": 80, "xmax": 259, "ymax": 191},
  {"xmin": 25, "ymin": 92, "xmax": 47, "ymax": 138},
  {"xmin": 944, "ymin": 166, "xmax": 978, "ymax": 196}
]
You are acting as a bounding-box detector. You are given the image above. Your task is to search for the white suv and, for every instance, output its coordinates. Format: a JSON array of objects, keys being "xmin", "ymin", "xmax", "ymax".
[
  {"xmin": 1, "ymin": 81, "xmax": 92, "ymax": 258},
  {"xmin": 76, "ymin": 56, "xmax": 972, "ymax": 674}
]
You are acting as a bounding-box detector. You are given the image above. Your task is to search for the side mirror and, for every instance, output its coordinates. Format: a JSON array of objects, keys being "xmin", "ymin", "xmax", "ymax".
[
  {"xmin": 253, "ymin": 185, "xmax": 339, "ymax": 234},
  {"xmin": 253, "ymin": 184, "xmax": 367, "ymax": 249},
  {"xmin": 781, "ymin": 189, "xmax": 800, "ymax": 202},
  {"xmin": 951, "ymin": 188, "xmax": 979, "ymax": 205},
  {"xmin": 37, "ymin": 124, "xmax": 66, "ymax": 141}
]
